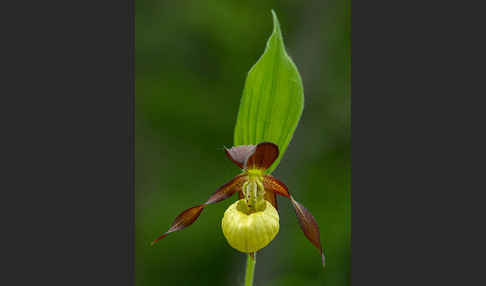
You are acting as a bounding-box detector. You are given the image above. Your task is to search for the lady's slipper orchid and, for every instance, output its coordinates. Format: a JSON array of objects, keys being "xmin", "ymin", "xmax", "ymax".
[{"xmin": 152, "ymin": 142, "xmax": 325, "ymax": 267}]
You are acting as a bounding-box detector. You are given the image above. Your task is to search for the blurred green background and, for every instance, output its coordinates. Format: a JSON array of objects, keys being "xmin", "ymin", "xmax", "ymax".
[{"xmin": 135, "ymin": 1, "xmax": 350, "ymax": 285}]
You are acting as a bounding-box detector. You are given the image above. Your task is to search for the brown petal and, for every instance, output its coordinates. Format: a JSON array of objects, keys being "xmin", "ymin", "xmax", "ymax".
[
  {"xmin": 205, "ymin": 174, "xmax": 247, "ymax": 204},
  {"xmin": 151, "ymin": 205, "xmax": 204, "ymax": 245},
  {"xmin": 151, "ymin": 175, "xmax": 247, "ymax": 246},
  {"xmin": 263, "ymin": 175, "xmax": 290, "ymax": 198},
  {"xmin": 264, "ymin": 191, "xmax": 278, "ymax": 211},
  {"xmin": 224, "ymin": 145, "xmax": 256, "ymax": 169},
  {"xmin": 246, "ymin": 142, "xmax": 279, "ymax": 170},
  {"xmin": 290, "ymin": 196, "xmax": 325, "ymax": 268}
]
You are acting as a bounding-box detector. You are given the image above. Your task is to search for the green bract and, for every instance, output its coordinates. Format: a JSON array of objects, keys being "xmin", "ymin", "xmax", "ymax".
[{"xmin": 234, "ymin": 11, "xmax": 304, "ymax": 174}]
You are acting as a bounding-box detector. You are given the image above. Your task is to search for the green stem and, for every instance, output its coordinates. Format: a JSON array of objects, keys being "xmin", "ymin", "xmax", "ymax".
[{"xmin": 244, "ymin": 252, "xmax": 256, "ymax": 286}]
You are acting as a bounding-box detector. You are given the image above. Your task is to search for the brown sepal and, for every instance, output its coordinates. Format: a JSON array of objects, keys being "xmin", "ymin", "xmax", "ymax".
[
  {"xmin": 224, "ymin": 145, "xmax": 256, "ymax": 169},
  {"xmin": 151, "ymin": 174, "xmax": 247, "ymax": 246},
  {"xmin": 263, "ymin": 175, "xmax": 290, "ymax": 198},
  {"xmin": 246, "ymin": 142, "xmax": 279, "ymax": 170},
  {"xmin": 290, "ymin": 196, "xmax": 325, "ymax": 269}
]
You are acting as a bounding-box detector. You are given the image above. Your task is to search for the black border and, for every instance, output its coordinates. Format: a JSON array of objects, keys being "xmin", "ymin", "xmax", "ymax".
[
  {"xmin": 129, "ymin": 0, "xmax": 135, "ymax": 284},
  {"xmin": 352, "ymin": 0, "xmax": 485, "ymax": 285},
  {"xmin": 2, "ymin": 0, "xmax": 135, "ymax": 285}
]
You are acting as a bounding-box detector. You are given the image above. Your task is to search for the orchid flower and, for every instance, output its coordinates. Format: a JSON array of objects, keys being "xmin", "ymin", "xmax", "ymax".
[{"xmin": 152, "ymin": 142, "xmax": 325, "ymax": 268}]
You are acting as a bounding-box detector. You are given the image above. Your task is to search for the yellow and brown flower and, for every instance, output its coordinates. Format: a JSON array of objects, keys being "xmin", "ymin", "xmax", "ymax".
[{"xmin": 152, "ymin": 142, "xmax": 325, "ymax": 268}]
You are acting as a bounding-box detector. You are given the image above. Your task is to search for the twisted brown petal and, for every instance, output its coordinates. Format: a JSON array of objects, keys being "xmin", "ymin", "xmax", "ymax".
[
  {"xmin": 151, "ymin": 205, "xmax": 204, "ymax": 246},
  {"xmin": 224, "ymin": 145, "xmax": 256, "ymax": 169},
  {"xmin": 290, "ymin": 196, "xmax": 325, "ymax": 269},
  {"xmin": 206, "ymin": 174, "xmax": 248, "ymax": 204},
  {"xmin": 262, "ymin": 174, "xmax": 325, "ymax": 268},
  {"xmin": 263, "ymin": 175, "xmax": 290, "ymax": 197},
  {"xmin": 246, "ymin": 142, "xmax": 279, "ymax": 170},
  {"xmin": 264, "ymin": 191, "xmax": 278, "ymax": 211},
  {"xmin": 151, "ymin": 174, "xmax": 248, "ymax": 246}
]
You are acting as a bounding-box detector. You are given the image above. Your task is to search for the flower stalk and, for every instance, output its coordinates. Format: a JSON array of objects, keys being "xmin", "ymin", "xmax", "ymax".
[{"xmin": 245, "ymin": 252, "xmax": 256, "ymax": 286}]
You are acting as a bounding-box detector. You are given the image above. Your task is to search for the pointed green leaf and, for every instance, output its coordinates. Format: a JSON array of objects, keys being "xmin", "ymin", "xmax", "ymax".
[{"xmin": 234, "ymin": 11, "xmax": 304, "ymax": 174}]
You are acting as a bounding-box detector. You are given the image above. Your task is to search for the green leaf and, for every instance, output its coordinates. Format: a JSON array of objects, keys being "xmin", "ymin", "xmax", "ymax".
[{"xmin": 234, "ymin": 10, "xmax": 304, "ymax": 174}]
